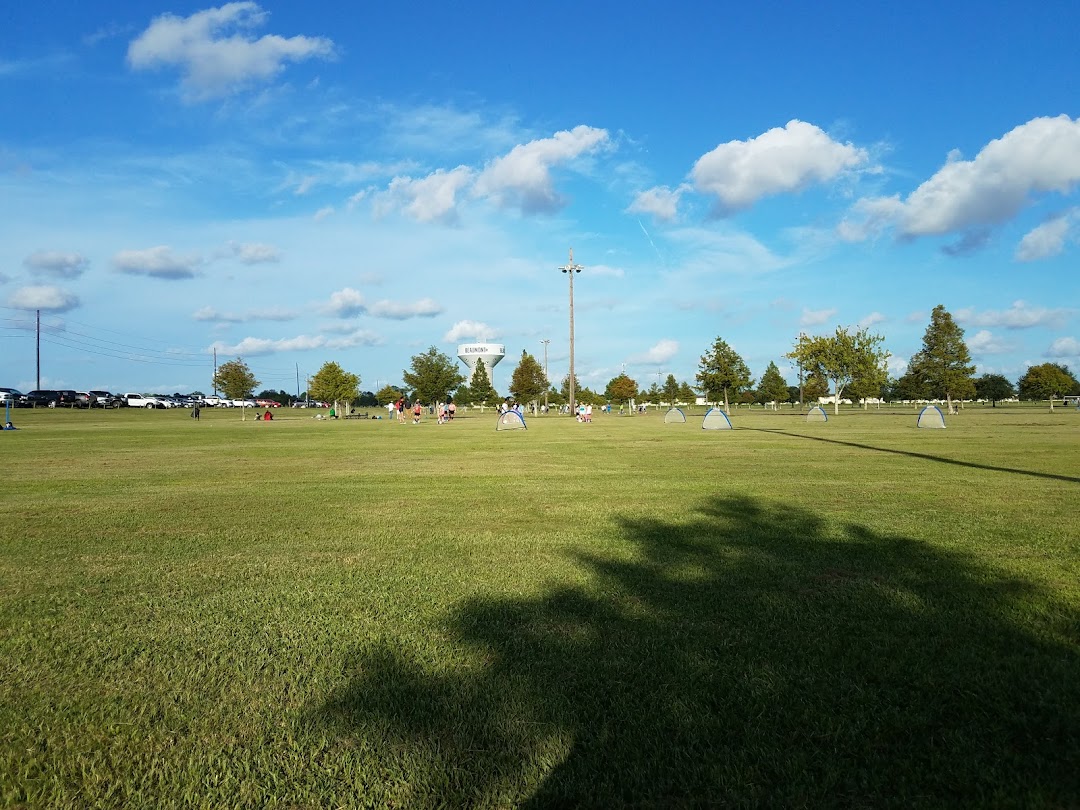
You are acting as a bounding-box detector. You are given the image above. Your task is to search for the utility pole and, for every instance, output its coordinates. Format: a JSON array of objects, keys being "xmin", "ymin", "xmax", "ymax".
[
  {"xmin": 558, "ymin": 248, "xmax": 583, "ymax": 415},
  {"xmin": 36, "ymin": 309, "xmax": 41, "ymax": 390},
  {"xmin": 541, "ymin": 339, "xmax": 550, "ymax": 411},
  {"xmin": 213, "ymin": 348, "xmax": 218, "ymax": 395}
]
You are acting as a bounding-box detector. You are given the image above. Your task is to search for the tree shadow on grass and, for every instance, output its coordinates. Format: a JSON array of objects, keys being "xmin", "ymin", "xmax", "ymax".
[
  {"xmin": 744, "ymin": 426, "xmax": 1080, "ymax": 484},
  {"xmin": 310, "ymin": 495, "xmax": 1080, "ymax": 807}
]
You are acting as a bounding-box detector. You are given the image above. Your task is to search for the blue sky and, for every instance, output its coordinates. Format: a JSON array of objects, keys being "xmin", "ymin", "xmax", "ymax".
[{"xmin": 2, "ymin": 1, "xmax": 1078, "ymax": 397}]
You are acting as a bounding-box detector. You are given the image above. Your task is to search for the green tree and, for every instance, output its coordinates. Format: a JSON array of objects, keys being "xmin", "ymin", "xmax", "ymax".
[
  {"xmin": 560, "ymin": 373, "xmax": 582, "ymax": 402},
  {"xmin": 891, "ymin": 370, "xmax": 928, "ymax": 402},
  {"xmin": 1018, "ymin": 363, "xmax": 1077, "ymax": 410},
  {"xmin": 605, "ymin": 373, "xmax": 639, "ymax": 406},
  {"xmin": 788, "ymin": 327, "xmax": 888, "ymax": 415},
  {"xmin": 757, "ymin": 362, "xmax": 789, "ymax": 409},
  {"xmin": 696, "ymin": 337, "xmax": 753, "ymax": 411},
  {"xmin": 802, "ymin": 372, "xmax": 830, "ymax": 403},
  {"xmin": 509, "ymin": 351, "xmax": 548, "ymax": 406},
  {"xmin": 213, "ymin": 358, "xmax": 259, "ymax": 400},
  {"xmin": 662, "ymin": 374, "xmax": 680, "ymax": 406},
  {"xmin": 468, "ymin": 359, "xmax": 498, "ymax": 406},
  {"xmin": 907, "ymin": 305, "xmax": 976, "ymax": 412},
  {"xmin": 375, "ymin": 384, "xmax": 403, "ymax": 406},
  {"xmin": 974, "ymin": 373, "xmax": 1016, "ymax": 407},
  {"xmin": 677, "ymin": 381, "xmax": 697, "ymax": 405},
  {"xmin": 644, "ymin": 382, "xmax": 662, "ymax": 404},
  {"xmin": 309, "ymin": 361, "xmax": 361, "ymax": 413},
  {"xmin": 786, "ymin": 385, "xmax": 800, "ymax": 404},
  {"xmin": 403, "ymin": 346, "xmax": 466, "ymax": 405}
]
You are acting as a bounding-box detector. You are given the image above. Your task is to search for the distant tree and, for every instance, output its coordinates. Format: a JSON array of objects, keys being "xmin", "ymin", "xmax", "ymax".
[
  {"xmin": 803, "ymin": 372, "xmax": 830, "ymax": 402},
  {"xmin": 907, "ymin": 305, "xmax": 976, "ymax": 412},
  {"xmin": 974, "ymin": 374, "xmax": 1016, "ymax": 407},
  {"xmin": 677, "ymin": 381, "xmax": 697, "ymax": 405},
  {"xmin": 257, "ymin": 389, "xmax": 290, "ymax": 405},
  {"xmin": 357, "ymin": 390, "xmax": 378, "ymax": 407},
  {"xmin": 560, "ymin": 373, "xmax": 583, "ymax": 402},
  {"xmin": 191, "ymin": 390, "xmax": 205, "ymax": 398},
  {"xmin": 662, "ymin": 374, "xmax": 680, "ymax": 406},
  {"xmin": 1018, "ymin": 363, "xmax": 1077, "ymax": 410},
  {"xmin": 577, "ymin": 387, "xmax": 603, "ymax": 406},
  {"xmin": 757, "ymin": 362, "xmax": 789, "ymax": 408},
  {"xmin": 696, "ymin": 337, "xmax": 753, "ymax": 411},
  {"xmin": 310, "ymin": 361, "xmax": 361, "ymax": 412},
  {"xmin": 452, "ymin": 383, "xmax": 473, "ymax": 407},
  {"xmin": 403, "ymin": 346, "xmax": 466, "ymax": 405},
  {"xmin": 468, "ymin": 359, "xmax": 498, "ymax": 406},
  {"xmin": 644, "ymin": 382, "xmax": 662, "ymax": 403},
  {"xmin": 213, "ymin": 359, "xmax": 259, "ymax": 400},
  {"xmin": 375, "ymin": 385, "xmax": 403, "ymax": 406},
  {"xmin": 604, "ymin": 374, "xmax": 639, "ymax": 406},
  {"xmin": 788, "ymin": 327, "xmax": 888, "ymax": 415},
  {"xmin": 786, "ymin": 385, "xmax": 800, "ymax": 404},
  {"xmin": 509, "ymin": 351, "xmax": 548, "ymax": 406},
  {"xmin": 891, "ymin": 370, "xmax": 928, "ymax": 402}
]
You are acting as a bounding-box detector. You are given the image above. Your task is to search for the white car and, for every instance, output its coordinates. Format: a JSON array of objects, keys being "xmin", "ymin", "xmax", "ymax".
[{"xmin": 231, "ymin": 399, "xmax": 257, "ymax": 408}]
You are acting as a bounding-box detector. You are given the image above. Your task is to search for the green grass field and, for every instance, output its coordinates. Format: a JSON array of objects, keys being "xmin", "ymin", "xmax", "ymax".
[{"xmin": 1, "ymin": 404, "xmax": 1078, "ymax": 808}]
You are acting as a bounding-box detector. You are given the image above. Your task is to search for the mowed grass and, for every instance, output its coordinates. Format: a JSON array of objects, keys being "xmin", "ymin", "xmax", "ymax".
[{"xmin": 1, "ymin": 404, "xmax": 1078, "ymax": 808}]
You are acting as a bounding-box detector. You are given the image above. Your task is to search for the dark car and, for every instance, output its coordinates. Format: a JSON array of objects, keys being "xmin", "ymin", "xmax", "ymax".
[
  {"xmin": 89, "ymin": 390, "xmax": 121, "ymax": 408},
  {"xmin": 0, "ymin": 387, "xmax": 25, "ymax": 407},
  {"xmin": 54, "ymin": 390, "xmax": 79, "ymax": 407},
  {"xmin": 24, "ymin": 390, "xmax": 60, "ymax": 407}
]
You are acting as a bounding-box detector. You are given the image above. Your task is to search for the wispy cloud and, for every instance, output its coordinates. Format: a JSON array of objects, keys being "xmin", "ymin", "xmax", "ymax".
[{"xmin": 113, "ymin": 246, "xmax": 201, "ymax": 279}]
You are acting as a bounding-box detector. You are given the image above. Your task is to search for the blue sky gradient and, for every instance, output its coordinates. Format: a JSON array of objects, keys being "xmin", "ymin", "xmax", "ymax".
[{"xmin": 2, "ymin": 1, "xmax": 1078, "ymax": 396}]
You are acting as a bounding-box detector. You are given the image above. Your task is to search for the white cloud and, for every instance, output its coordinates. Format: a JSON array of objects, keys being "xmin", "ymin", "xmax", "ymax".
[
  {"xmin": 127, "ymin": 2, "xmax": 335, "ymax": 101},
  {"xmin": 227, "ymin": 241, "xmax": 281, "ymax": 264},
  {"xmin": 375, "ymin": 167, "xmax": 474, "ymax": 224},
  {"xmin": 858, "ymin": 311, "xmax": 887, "ymax": 328},
  {"xmin": 326, "ymin": 329, "xmax": 383, "ymax": 349},
  {"xmin": 691, "ymin": 120, "xmax": 867, "ymax": 212},
  {"xmin": 444, "ymin": 320, "xmax": 498, "ymax": 342},
  {"xmin": 967, "ymin": 329, "xmax": 1012, "ymax": 355},
  {"xmin": 368, "ymin": 298, "xmax": 443, "ymax": 320},
  {"xmin": 800, "ymin": 307, "xmax": 837, "ymax": 327},
  {"xmin": 1015, "ymin": 213, "xmax": 1075, "ymax": 261},
  {"xmin": 844, "ymin": 115, "xmax": 1080, "ymax": 243},
  {"xmin": 211, "ymin": 334, "xmax": 326, "ymax": 356},
  {"xmin": 114, "ymin": 246, "xmax": 201, "ymax": 279},
  {"xmin": 23, "ymin": 251, "xmax": 89, "ymax": 278},
  {"xmin": 956, "ymin": 300, "xmax": 1071, "ymax": 330},
  {"xmin": 6, "ymin": 285, "xmax": 80, "ymax": 312},
  {"xmin": 193, "ymin": 305, "xmax": 295, "ymax": 322},
  {"xmin": 628, "ymin": 339, "xmax": 679, "ymax": 365},
  {"xmin": 474, "ymin": 125, "xmax": 610, "ymax": 213},
  {"xmin": 323, "ymin": 288, "xmax": 365, "ymax": 318},
  {"xmin": 313, "ymin": 205, "xmax": 335, "ymax": 221},
  {"xmin": 1046, "ymin": 336, "xmax": 1080, "ymax": 358},
  {"xmin": 626, "ymin": 185, "xmax": 688, "ymax": 221}
]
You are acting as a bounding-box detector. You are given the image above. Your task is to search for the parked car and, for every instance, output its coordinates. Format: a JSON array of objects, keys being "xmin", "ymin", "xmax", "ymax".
[
  {"xmin": 231, "ymin": 398, "xmax": 257, "ymax": 408},
  {"xmin": 54, "ymin": 389, "xmax": 80, "ymax": 407},
  {"xmin": 24, "ymin": 390, "xmax": 60, "ymax": 407},
  {"xmin": 0, "ymin": 388, "xmax": 26, "ymax": 407},
  {"xmin": 203, "ymin": 396, "xmax": 226, "ymax": 407},
  {"xmin": 73, "ymin": 392, "xmax": 95, "ymax": 408},
  {"xmin": 89, "ymin": 390, "xmax": 122, "ymax": 408},
  {"xmin": 122, "ymin": 393, "xmax": 168, "ymax": 409}
]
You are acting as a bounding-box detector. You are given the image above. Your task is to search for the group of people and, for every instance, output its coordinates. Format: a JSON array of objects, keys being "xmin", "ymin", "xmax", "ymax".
[
  {"xmin": 388, "ymin": 397, "xmax": 457, "ymax": 425},
  {"xmin": 576, "ymin": 403, "xmax": 594, "ymax": 423}
]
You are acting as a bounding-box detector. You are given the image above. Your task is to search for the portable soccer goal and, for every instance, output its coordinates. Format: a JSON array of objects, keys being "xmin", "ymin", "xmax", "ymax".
[
  {"xmin": 806, "ymin": 405, "xmax": 828, "ymax": 423},
  {"xmin": 664, "ymin": 407, "xmax": 686, "ymax": 424},
  {"xmin": 917, "ymin": 405, "xmax": 946, "ymax": 429},
  {"xmin": 496, "ymin": 411, "xmax": 527, "ymax": 431},
  {"xmin": 701, "ymin": 408, "xmax": 733, "ymax": 430}
]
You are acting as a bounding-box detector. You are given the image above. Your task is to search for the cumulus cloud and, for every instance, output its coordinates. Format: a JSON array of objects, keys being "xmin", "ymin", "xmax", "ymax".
[
  {"xmin": 967, "ymin": 329, "xmax": 1012, "ymax": 355},
  {"xmin": 210, "ymin": 334, "xmax": 326, "ymax": 356},
  {"xmin": 858, "ymin": 311, "xmax": 887, "ymax": 329},
  {"xmin": 691, "ymin": 120, "xmax": 867, "ymax": 213},
  {"xmin": 628, "ymin": 339, "xmax": 679, "ymax": 365},
  {"xmin": 114, "ymin": 246, "xmax": 201, "ymax": 279},
  {"xmin": 956, "ymin": 300, "xmax": 1071, "ymax": 330},
  {"xmin": 626, "ymin": 185, "xmax": 688, "ymax": 221},
  {"xmin": 1046, "ymin": 336, "xmax": 1080, "ymax": 358},
  {"xmin": 327, "ymin": 329, "xmax": 383, "ymax": 349},
  {"xmin": 1015, "ymin": 213, "xmax": 1075, "ymax": 261},
  {"xmin": 127, "ymin": 2, "xmax": 335, "ymax": 101},
  {"xmin": 842, "ymin": 115, "xmax": 1080, "ymax": 246},
  {"xmin": 6, "ymin": 285, "xmax": 80, "ymax": 312},
  {"xmin": 193, "ymin": 305, "xmax": 295, "ymax": 323},
  {"xmin": 226, "ymin": 241, "xmax": 281, "ymax": 264},
  {"xmin": 799, "ymin": 307, "xmax": 837, "ymax": 327},
  {"xmin": 323, "ymin": 288, "xmax": 365, "ymax": 318},
  {"xmin": 369, "ymin": 298, "xmax": 443, "ymax": 320},
  {"xmin": 474, "ymin": 125, "xmax": 610, "ymax": 214},
  {"xmin": 23, "ymin": 251, "xmax": 89, "ymax": 278},
  {"xmin": 375, "ymin": 167, "xmax": 474, "ymax": 224},
  {"xmin": 444, "ymin": 320, "xmax": 498, "ymax": 342}
]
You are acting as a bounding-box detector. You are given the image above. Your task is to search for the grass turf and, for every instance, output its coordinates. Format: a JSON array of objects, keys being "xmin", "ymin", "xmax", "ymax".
[{"xmin": 1, "ymin": 404, "xmax": 1078, "ymax": 807}]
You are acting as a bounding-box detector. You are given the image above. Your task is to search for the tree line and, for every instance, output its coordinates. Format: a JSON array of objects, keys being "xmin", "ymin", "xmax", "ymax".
[{"xmin": 209, "ymin": 305, "xmax": 1079, "ymax": 415}]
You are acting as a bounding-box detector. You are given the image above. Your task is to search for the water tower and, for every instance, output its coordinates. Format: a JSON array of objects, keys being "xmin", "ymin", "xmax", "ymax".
[{"xmin": 457, "ymin": 343, "xmax": 506, "ymax": 385}]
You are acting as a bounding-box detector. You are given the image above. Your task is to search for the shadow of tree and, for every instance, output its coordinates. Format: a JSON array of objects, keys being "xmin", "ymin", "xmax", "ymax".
[{"xmin": 310, "ymin": 495, "xmax": 1080, "ymax": 807}]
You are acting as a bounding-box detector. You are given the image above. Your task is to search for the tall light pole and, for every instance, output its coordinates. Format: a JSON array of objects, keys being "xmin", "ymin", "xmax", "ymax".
[
  {"xmin": 558, "ymin": 248, "xmax": 583, "ymax": 414},
  {"xmin": 540, "ymin": 339, "xmax": 550, "ymax": 411}
]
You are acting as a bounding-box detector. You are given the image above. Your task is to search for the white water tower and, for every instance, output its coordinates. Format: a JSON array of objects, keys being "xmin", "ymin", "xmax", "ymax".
[{"xmin": 457, "ymin": 343, "xmax": 506, "ymax": 385}]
